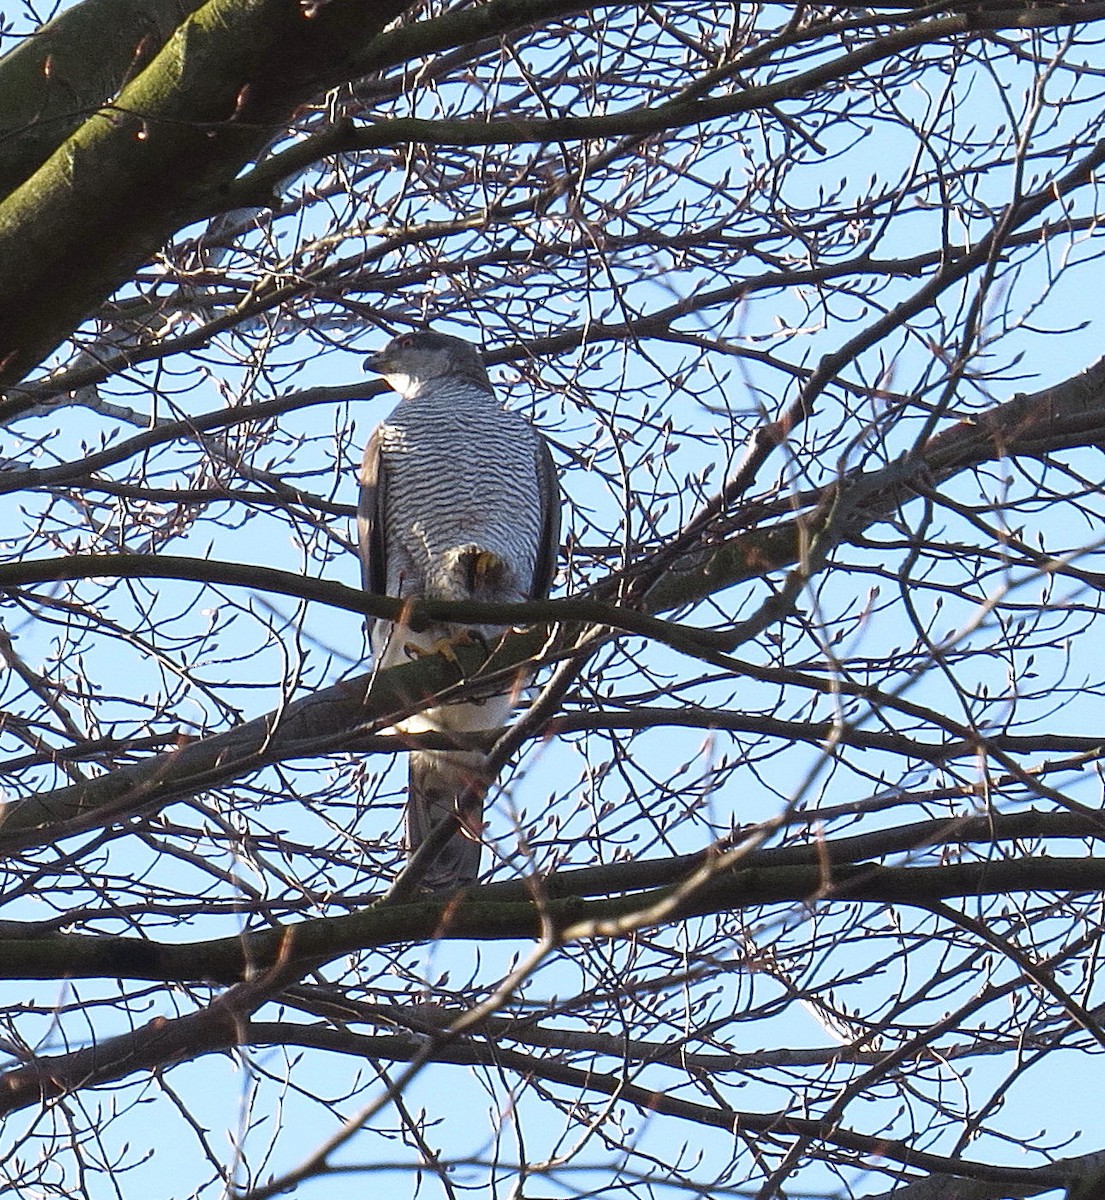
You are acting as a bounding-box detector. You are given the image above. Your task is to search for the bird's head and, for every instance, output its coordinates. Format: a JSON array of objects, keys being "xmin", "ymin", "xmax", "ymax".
[{"xmin": 365, "ymin": 330, "xmax": 491, "ymax": 399}]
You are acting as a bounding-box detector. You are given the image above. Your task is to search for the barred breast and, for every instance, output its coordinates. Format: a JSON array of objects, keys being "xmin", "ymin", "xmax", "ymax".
[{"xmin": 375, "ymin": 378, "xmax": 546, "ymax": 605}]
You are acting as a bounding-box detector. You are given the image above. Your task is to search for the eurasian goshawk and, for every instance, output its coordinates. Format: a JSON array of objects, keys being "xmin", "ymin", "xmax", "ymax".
[{"xmin": 359, "ymin": 330, "xmax": 560, "ymax": 890}]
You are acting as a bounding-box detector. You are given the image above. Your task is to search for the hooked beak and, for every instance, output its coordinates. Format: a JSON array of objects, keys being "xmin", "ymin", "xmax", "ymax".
[{"xmin": 364, "ymin": 351, "xmax": 388, "ymax": 373}]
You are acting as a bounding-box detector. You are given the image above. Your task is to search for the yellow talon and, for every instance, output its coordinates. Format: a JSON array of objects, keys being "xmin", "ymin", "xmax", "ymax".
[
  {"xmin": 403, "ymin": 631, "xmax": 478, "ymax": 665},
  {"xmin": 472, "ymin": 550, "xmax": 499, "ymax": 584},
  {"xmin": 460, "ymin": 547, "xmax": 503, "ymax": 592}
]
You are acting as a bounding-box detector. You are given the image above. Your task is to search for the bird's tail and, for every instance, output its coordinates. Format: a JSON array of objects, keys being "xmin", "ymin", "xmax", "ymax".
[{"xmin": 405, "ymin": 749, "xmax": 490, "ymax": 891}]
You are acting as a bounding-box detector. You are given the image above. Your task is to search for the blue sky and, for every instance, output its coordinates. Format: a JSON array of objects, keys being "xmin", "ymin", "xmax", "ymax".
[{"xmin": 3, "ymin": 3, "xmax": 1105, "ymax": 1198}]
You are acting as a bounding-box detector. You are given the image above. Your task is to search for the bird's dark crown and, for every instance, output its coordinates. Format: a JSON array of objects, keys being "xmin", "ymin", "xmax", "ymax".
[{"xmin": 365, "ymin": 329, "xmax": 491, "ymax": 397}]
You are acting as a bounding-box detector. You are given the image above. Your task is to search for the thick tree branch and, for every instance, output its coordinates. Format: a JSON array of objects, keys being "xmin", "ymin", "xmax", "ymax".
[
  {"xmin": 0, "ymin": 0, "xmax": 410, "ymax": 393},
  {"xmin": 0, "ymin": 0, "xmax": 620, "ymax": 401},
  {"xmin": 0, "ymin": 854, "xmax": 1102, "ymax": 985},
  {"xmin": 0, "ymin": 0, "xmax": 206, "ymax": 194}
]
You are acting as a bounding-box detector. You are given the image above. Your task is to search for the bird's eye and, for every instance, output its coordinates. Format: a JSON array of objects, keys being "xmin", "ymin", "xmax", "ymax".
[{"xmin": 397, "ymin": 334, "xmax": 415, "ymax": 349}]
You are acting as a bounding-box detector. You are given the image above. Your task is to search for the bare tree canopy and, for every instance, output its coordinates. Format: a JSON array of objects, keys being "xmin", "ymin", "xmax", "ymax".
[{"xmin": 3, "ymin": 1, "xmax": 1105, "ymax": 1197}]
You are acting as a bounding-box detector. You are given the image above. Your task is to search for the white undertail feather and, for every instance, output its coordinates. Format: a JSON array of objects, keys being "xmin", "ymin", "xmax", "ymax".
[{"xmin": 375, "ymin": 626, "xmax": 516, "ymax": 889}]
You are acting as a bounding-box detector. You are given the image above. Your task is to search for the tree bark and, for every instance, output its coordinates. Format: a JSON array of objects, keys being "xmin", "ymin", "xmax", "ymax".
[{"xmin": 0, "ymin": 0, "xmax": 410, "ymax": 393}]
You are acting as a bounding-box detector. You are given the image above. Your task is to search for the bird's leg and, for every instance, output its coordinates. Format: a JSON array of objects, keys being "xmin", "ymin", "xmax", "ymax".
[{"xmin": 403, "ymin": 628, "xmax": 480, "ymax": 664}]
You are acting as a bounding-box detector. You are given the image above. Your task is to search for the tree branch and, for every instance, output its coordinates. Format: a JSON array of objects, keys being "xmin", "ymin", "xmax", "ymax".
[
  {"xmin": 0, "ymin": 855, "xmax": 1102, "ymax": 985},
  {"xmin": 219, "ymin": 4, "xmax": 1105, "ymax": 210}
]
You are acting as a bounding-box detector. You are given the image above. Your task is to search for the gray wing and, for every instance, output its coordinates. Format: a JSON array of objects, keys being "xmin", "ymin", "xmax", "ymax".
[
  {"xmin": 529, "ymin": 434, "xmax": 560, "ymax": 600},
  {"xmin": 357, "ymin": 427, "xmax": 388, "ymax": 609}
]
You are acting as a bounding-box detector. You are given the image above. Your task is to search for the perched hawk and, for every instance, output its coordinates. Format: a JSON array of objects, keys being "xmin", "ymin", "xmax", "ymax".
[{"xmin": 359, "ymin": 330, "xmax": 560, "ymax": 891}]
